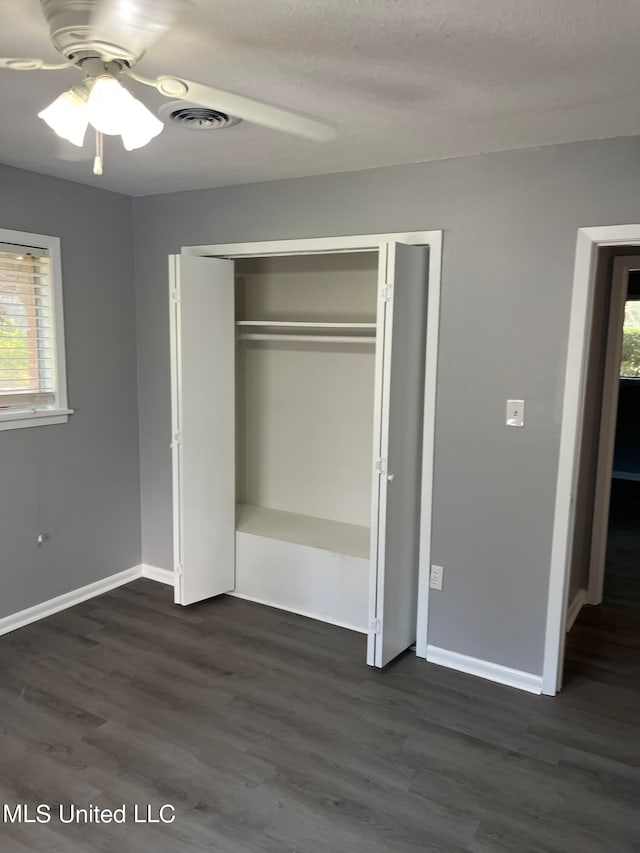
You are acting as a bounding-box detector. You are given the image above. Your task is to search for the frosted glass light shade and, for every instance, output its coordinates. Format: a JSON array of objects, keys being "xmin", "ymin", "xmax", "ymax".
[
  {"xmin": 37, "ymin": 89, "xmax": 89, "ymax": 147},
  {"xmin": 87, "ymin": 75, "xmax": 164, "ymax": 148},
  {"xmin": 121, "ymin": 98, "xmax": 164, "ymax": 150},
  {"xmin": 87, "ymin": 75, "xmax": 133, "ymax": 135}
]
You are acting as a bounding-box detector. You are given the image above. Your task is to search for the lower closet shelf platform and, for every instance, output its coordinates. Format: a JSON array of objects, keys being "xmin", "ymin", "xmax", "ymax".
[{"xmin": 234, "ymin": 503, "xmax": 370, "ymax": 633}]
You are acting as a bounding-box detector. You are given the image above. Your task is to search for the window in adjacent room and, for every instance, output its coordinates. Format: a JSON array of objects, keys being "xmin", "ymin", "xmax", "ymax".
[
  {"xmin": 0, "ymin": 229, "xmax": 71, "ymax": 430},
  {"xmin": 620, "ymin": 298, "xmax": 640, "ymax": 378}
]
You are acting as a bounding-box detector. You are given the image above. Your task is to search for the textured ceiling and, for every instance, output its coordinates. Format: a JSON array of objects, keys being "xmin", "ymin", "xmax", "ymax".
[{"xmin": 1, "ymin": 0, "xmax": 640, "ymax": 196}]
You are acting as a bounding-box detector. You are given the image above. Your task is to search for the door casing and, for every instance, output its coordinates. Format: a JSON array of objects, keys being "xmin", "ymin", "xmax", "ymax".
[{"xmin": 545, "ymin": 226, "xmax": 640, "ymax": 696}]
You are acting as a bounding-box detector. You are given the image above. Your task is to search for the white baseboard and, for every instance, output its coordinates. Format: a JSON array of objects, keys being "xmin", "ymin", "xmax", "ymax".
[
  {"xmin": 0, "ymin": 566, "xmax": 545, "ymax": 698},
  {"xmin": 0, "ymin": 566, "xmax": 142, "ymax": 638},
  {"xmin": 0, "ymin": 563, "xmax": 178, "ymax": 639},
  {"xmin": 566, "ymin": 588, "xmax": 587, "ymax": 633},
  {"xmin": 229, "ymin": 591, "xmax": 367, "ymax": 634},
  {"xmin": 141, "ymin": 564, "xmax": 175, "ymax": 586},
  {"xmin": 426, "ymin": 645, "xmax": 543, "ymax": 695}
]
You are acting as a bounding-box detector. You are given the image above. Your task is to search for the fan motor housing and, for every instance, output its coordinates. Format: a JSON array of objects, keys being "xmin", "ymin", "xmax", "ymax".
[{"xmin": 40, "ymin": 0, "xmax": 141, "ymax": 64}]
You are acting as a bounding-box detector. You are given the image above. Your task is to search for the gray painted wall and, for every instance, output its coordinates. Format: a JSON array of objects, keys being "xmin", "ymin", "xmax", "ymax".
[
  {"xmin": 0, "ymin": 164, "xmax": 140, "ymax": 618},
  {"xmin": 133, "ymin": 135, "xmax": 640, "ymax": 677}
]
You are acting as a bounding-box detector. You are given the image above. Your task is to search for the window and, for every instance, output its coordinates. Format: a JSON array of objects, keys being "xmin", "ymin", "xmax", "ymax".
[
  {"xmin": 620, "ymin": 299, "xmax": 640, "ymax": 378},
  {"xmin": 0, "ymin": 229, "xmax": 71, "ymax": 430}
]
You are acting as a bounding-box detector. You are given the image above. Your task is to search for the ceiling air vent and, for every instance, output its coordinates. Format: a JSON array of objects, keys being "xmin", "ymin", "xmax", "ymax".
[{"xmin": 158, "ymin": 101, "xmax": 240, "ymax": 130}]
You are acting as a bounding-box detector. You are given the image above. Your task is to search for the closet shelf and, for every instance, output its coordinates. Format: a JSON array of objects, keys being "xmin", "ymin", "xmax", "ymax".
[
  {"xmin": 236, "ymin": 320, "xmax": 377, "ymax": 344},
  {"xmin": 238, "ymin": 333, "xmax": 376, "ymax": 343},
  {"xmin": 236, "ymin": 503, "xmax": 371, "ymax": 559}
]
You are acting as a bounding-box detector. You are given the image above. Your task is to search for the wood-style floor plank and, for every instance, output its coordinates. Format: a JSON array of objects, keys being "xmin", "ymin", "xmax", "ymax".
[{"xmin": 0, "ymin": 579, "xmax": 638, "ymax": 852}]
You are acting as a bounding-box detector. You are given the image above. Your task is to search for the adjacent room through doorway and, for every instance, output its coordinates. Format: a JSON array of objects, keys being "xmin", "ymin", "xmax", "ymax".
[
  {"xmin": 563, "ymin": 255, "xmax": 640, "ymax": 690},
  {"xmin": 604, "ymin": 277, "xmax": 640, "ymax": 607}
]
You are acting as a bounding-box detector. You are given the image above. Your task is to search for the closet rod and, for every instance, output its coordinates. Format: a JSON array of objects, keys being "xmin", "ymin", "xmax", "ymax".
[
  {"xmin": 236, "ymin": 321, "xmax": 376, "ymax": 329},
  {"xmin": 237, "ymin": 333, "xmax": 376, "ymax": 344}
]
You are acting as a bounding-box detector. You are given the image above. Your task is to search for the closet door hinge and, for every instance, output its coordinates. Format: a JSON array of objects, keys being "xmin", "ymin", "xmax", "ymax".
[
  {"xmin": 381, "ymin": 284, "xmax": 392, "ymax": 302},
  {"xmin": 170, "ymin": 430, "xmax": 183, "ymax": 449},
  {"xmin": 175, "ymin": 564, "xmax": 184, "ymax": 577},
  {"xmin": 171, "ymin": 289, "xmax": 180, "ymax": 304},
  {"xmin": 370, "ymin": 618, "xmax": 382, "ymax": 635},
  {"xmin": 375, "ymin": 457, "xmax": 387, "ymax": 475}
]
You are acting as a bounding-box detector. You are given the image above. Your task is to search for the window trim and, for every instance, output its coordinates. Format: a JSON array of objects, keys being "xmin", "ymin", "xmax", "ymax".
[{"xmin": 0, "ymin": 228, "xmax": 72, "ymax": 431}]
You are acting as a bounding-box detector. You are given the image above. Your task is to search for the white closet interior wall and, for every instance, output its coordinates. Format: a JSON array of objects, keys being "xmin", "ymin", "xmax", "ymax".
[{"xmin": 235, "ymin": 253, "xmax": 378, "ymax": 528}]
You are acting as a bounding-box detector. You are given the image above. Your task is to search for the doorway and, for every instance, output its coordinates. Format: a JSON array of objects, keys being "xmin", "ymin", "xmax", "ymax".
[
  {"xmin": 545, "ymin": 230, "xmax": 640, "ymax": 695},
  {"xmin": 605, "ymin": 309, "xmax": 640, "ymax": 603},
  {"xmin": 561, "ymin": 257, "xmax": 640, "ymax": 687},
  {"xmin": 588, "ymin": 260, "xmax": 640, "ymax": 607}
]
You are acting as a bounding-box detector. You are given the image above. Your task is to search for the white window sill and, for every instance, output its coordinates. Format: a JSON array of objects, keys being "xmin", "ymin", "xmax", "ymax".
[{"xmin": 0, "ymin": 408, "xmax": 74, "ymax": 431}]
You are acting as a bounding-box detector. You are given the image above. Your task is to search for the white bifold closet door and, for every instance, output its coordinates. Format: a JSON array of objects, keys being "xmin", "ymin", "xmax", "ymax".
[
  {"xmin": 368, "ymin": 243, "xmax": 429, "ymax": 667},
  {"xmin": 169, "ymin": 254, "xmax": 236, "ymax": 605},
  {"xmin": 170, "ymin": 245, "xmax": 429, "ymax": 667}
]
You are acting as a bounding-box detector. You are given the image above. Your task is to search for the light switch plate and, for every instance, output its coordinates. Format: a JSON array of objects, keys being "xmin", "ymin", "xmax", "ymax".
[
  {"xmin": 430, "ymin": 565, "xmax": 443, "ymax": 591},
  {"xmin": 506, "ymin": 399, "xmax": 525, "ymax": 427}
]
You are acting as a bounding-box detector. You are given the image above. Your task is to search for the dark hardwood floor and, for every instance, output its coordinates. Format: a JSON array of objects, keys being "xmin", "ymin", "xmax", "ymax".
[{"xmin": 0, "ymin": 579, "xmax": 638, "ymax": 852}]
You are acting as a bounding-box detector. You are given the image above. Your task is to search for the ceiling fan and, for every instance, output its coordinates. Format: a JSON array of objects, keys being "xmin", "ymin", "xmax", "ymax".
[{"xmin": 0, "ymin": 0, "xmax": 336, "ymax": 174}]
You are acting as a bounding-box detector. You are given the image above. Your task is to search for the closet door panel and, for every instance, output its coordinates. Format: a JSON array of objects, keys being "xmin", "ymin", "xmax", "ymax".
[
  {"xmin": 369, "ymin": 243, "xmax": 429, "ymax": 666},
  {"xmin": 170, "ymin": 254, "xmax": 236, "ymax": 605}
]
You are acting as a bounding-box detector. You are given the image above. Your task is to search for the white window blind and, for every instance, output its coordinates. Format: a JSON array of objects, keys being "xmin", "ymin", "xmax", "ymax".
[{"xmin": 0, "ymin": 242, "xmax": 57, "ymax": 409}]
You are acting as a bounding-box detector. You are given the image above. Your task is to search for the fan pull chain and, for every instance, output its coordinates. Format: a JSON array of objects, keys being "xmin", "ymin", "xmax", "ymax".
[{"xmin": 93, "ymin": 130, "xmax": 104, "ymax": 176}]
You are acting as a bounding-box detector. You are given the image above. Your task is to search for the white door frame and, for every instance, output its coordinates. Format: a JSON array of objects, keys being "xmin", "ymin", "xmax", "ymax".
[
  {"xmin": 181, "ymin": 230, "xmax": 443, "ymax": 659},
  {"xmin": 544, "ymin": 225, "xmax": 640, "ymax": 696}
]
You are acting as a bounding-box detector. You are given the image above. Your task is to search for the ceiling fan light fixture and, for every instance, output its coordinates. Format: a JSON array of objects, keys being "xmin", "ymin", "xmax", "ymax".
[
  {"xmin": 37, "ymin": 86, "xmax": 89, "ymax": 147},
  {"xmin": 9, "ymin": 0, "xmax": 336, "ymax": 180},
  {"xmin": 86, "ymin": 74, "xmax": 163, "ymax": 149}
]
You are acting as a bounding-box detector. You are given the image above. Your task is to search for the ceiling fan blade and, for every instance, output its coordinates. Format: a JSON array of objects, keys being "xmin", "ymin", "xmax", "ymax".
[
  {"xmin": 154, "ymin": 76, "xmax": 337, "ymax": 141},
  {"xmin": 0, "ymin": 58, "xmax": 73, "ymax": 70},
  {"xmin": 89, "ymin": 0, "xmax": 191, "ymax": 58}
]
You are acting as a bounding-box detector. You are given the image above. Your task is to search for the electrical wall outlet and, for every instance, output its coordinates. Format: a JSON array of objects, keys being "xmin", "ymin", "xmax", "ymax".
[
  {"xmin": 430, "ymin": 564, "xmax": 443, "ymax": 591},
  {"xmin": 506, "ymin": 399, "xmax": 525, "ymax": 427}
]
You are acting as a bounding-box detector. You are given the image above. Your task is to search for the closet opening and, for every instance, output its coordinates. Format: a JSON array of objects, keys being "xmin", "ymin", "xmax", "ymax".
[
  {"xmin": 234, "ymin": 252, "xmax": 378, "ymax": 632},
  {"xmin": 169, "ymin": 230, "xmax": 443, "ymax": 668}
]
